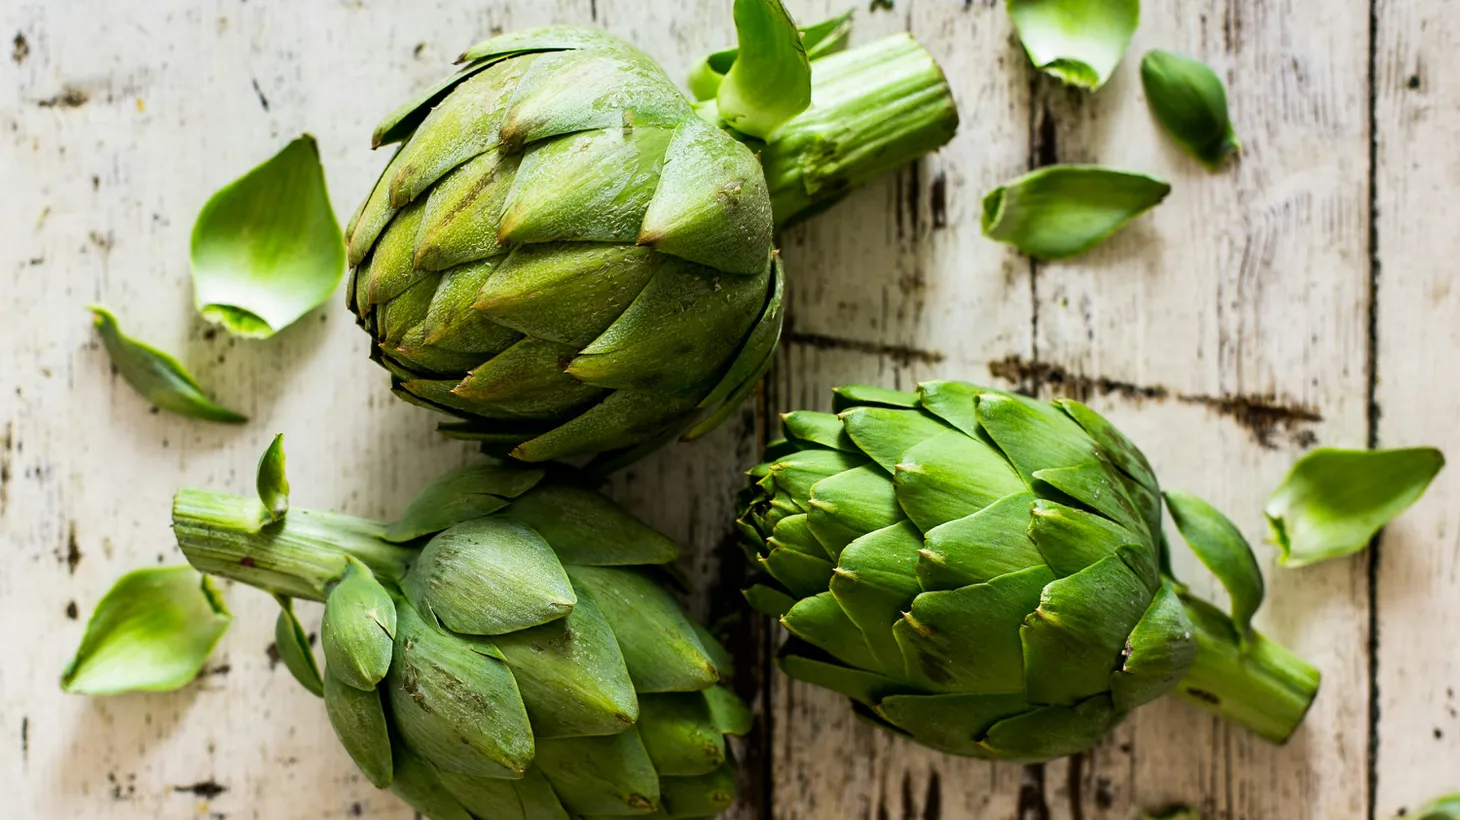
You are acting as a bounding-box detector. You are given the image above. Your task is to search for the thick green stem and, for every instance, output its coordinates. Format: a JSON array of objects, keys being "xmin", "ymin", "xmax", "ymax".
[
  {"xmin": 761, "ymin": 32, "xmax": 959, "ymax": 227},
  {"xmin": 1174, "ymin": 597, "xmax": 1320, "ymax": 744},
  {"xmin": 172, "ymin": 489, "xmax": 416, "ymax": 602}
]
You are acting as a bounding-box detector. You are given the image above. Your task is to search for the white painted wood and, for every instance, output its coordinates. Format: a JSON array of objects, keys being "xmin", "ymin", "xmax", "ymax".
[{"xmin": 2, "ymin": 0, "xmax": 1456, "ymax": 818}]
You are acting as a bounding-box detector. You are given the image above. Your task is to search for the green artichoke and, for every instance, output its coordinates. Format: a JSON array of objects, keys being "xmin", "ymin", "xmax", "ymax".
[
  {"xmin": 345, "ymin": 9, "xmax": 958, "ymax": 468},
  {"xmin": 175, "ymin": 461, "xmax": 751, "ymax": 819},
  {"xmin": 737, "ymin": 382, "xmax": 1320, "ymax": 761}
]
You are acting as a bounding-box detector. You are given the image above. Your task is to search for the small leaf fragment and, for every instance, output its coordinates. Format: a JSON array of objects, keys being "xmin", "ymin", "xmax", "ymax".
[
  {"xmin": 274, "ymin": 595, "xmax": 324, "ymax": 697},
  {"xmin": 982, "ymin": 165, "xmax": 1170, "ymax": 259},
  {"xmin": 716, "ymin": 0, "xmax": 812, "ymax": 139},
  {"xmin": 1008, "ymin": 0, "xmax": 1139, "ymax": 90},
  {"xmin": 1266, "ymin": 447, "xmax": 1445, "ymax": 567},
  {"xmin": 61, "ymin": 567, "xmax": 231, "ymax": 695},
  {"xmin": 1140, "ymin": 50, "xmax": 1240, "ymax": 170},
  {"xmin": 256, "ymin": 434, "xmax": 289, "ymax": 522},
  {"xmin": 88, "ymin": 305, "xmax": 247, "ymax": 424},
  {"xmin": 1164, "ymin": 490, "xmax": 1263, "ymax": 637},
  {"xmin": 190, "ymin": 135, "xmax": 345, "ymax": 338}
]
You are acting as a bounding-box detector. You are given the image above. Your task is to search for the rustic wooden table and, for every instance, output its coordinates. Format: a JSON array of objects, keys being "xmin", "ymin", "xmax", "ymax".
[{"xmin": 4, "ymin": 0, "xmax": 1457, "ymax": 817}]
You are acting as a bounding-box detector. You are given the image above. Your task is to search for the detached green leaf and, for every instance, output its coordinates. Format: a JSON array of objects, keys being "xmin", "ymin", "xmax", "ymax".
[
  {"xmin": 981, "ymin": 165, "xmax": 1170, "ymax": 259},
  {"xmin": 715, "ymin": 0, "xmax": 812, "ymax": 139},
  {"xmin": 257, "ymin": 434, "xmax": 289, "ymax": 522},
  {"xmin": 1409, "ymin": 795, "xmax": 1460, "ymax": 820},
  {"xmin": 1141, "ymin": 50, "xmax": 1240, "ymax": 170},
  {"xmin": 190, "ymin": 135, "xmax": 345, "ymax": 339},
  {"xmin": 88, "ymin": 305, "xmax": 247, "ymax": 424},
  {"xmin": 689, "ymin": 10, "xmax": 852, "ymax": 102},
  {"xmin": 1164, "ymin": 490, "xmax": 1263, "ymax": 637},
  {"xmin": 274, "ymin": 596, "xmax": 324, "ymax": 697},
  {"xmin": 1266, "ymin": 447, "xmax": 1445, "ymax": 567},
  {"xmin": 61, "ymin": 567, "xmax": 231, "ymax": 695},
  {"xmin": 1008, "ymin": 0, "xmax": 1139, "ymax": 90}
]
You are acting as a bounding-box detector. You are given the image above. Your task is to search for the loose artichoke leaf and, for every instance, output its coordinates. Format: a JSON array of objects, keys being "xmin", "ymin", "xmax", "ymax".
[
  {"xmin": 762, "ymin": 545, "xmax": 836, "ymax": 598},
  {"xmin": 982, "ymin": 165, "xmax": 1171, "ymax": 259},
  {"xmin": 190, "ymin": 135, "xmax": 344, "ymax": 338},
  {"xmin": 782, "ymin": 591, "xmax": 882, "ymax": 673},
  {"xmin": 833, "ymin": 383, "xmax": 920, "ymax": 411},
  {"xmin": 501, "ymin": 49, "xmax": 694, "ymax": 148},
  {"xmin": 474, "ymin": 243, "xmax": 660, "ymax": 348},
  {"xmin": 322, "ymin": 668, "xmax": 393, "ymax": 788},
  {"xmin": 975, "ymin": 390, "xmax": 1100, "ymax": 484},
  {"xmin": 384, "ymin": 462, "xmax": 545, "ymax": 543},
  {"xmin": 979, "ymin": 694, "xmax": 1116, "ymax": 763},
  {"xmin": 1164, "ymin": 490, "xmax": 1264, "ymax": 636},
  {"xmin": 1021, "ymin": 555, "xmax": 1149, "ymax": 707},
  {"xmin": 687, "ymin": 10, "xmax": 851, "ymax": 101},
  {"xmin": 894, "ymin": 564, "xmax": 1054, "ymax": 694},
  {"xmin": 831, "ymin": 521, "xmax": 925, "ymax": 676},
  {"xmin": 716, "ymin": 0, "xmax": 812, "ymax": 140},
  {"xmin": 536, "ymin": 728, "xmax": 662, "ymax": 816},
  {"xmin": 778, "ymin": 650, "xmax": 911, "ymax": 706},
  {"xmin": 840, "ymin": 406, "xmax": 954, "ymax": 473},
  {"xmin": 1007, "ymin": 0, "xmax": 1138, "ymax": 90},
  {"xmin": 403, "ymin": 517, "xmax": 575, "ymax": 636},
  {"xmin": 504, "ymin": 483, "xmax": 679, "ymax": 566},
  {"xmin": 321, "ymin": 558, "xmax": 397, "ymax": 690},
  {"xmin": 386, "ymin": 604, "xmax": 534, "ymax": 778},
  {"xmin": 1264, "ymin": 447, "xmax": 1445, "ymax": 567},
  {"xmin": 704, "ymin": 685, "xmax": 754, "ymax": 736},
  {"xmin": 87, "ymin": 306, "xmax": 247, "ymax": 424},
  {"xmin": 918, "ymin": 492, "xmax": 1041, "ymax": 590},
  {"xmin": 1141, "ymin": 49, "xmax": 1240, "ymax": 170},
  {"xmin": 567, "ymin": 566, "xmax": 720, "ymax": 693},
  {"xmin": 659, "ymin": 764, "xmax": 737, "ymax": 818},
  {"xmin": 273, "ymin": 596, "xmax": 324, "ymax": 696},
  {"xmin": 256, "ymin": 433, "xmax": 289, "ymax": 523},
  {"xmin": 1027, "ymin": 498, "xmax": 1144, "ymax": 579},
  {"xmin": 894, "ymin": 431, "xmax": 1027, "ymax": 531},
  {"xmin": 782, "ymin": 410, "xmax": 855, "ymax": 452},
  {"xmin": 60, "ymin": 566, "xmax": 231, "ymax": 695},
  {"xmin": 414, "ymin": 150, "xmax": 521, "ymax": 273},
  {"xmin": 640, "ymin": 116, "xmax": 773, "ymax": 276},
  {"xmin": 493, "ymin": 586, "xmax": 639, "ymax": 739},
  {"xmin": 916, "ymin": 380, "xmax": 985, "ymax": 437},
  {"xmin": 806, "ymin": 464, "xmax": 905, "ymax": 558},
  {"xmin": 637, "ymin": 693, "xmax": 728, "ymax": 777},
  {"xmin": 876, "ymin": 691, "xmax": 1033, "ymax": 758},
  {"xmin": 387, "ymin": 743, "xmax": 476, "ymax": 820},
  {"xmin": 744, "ymin": 584, "xmax": 797, "ymax": 618},
  {"xmin": 436, "ymin": 765, "xmax": 570, "ymax": 820},
  {"xmin": 1108, "ymin": 582, "xmax": 1196, "ymax": 713}
]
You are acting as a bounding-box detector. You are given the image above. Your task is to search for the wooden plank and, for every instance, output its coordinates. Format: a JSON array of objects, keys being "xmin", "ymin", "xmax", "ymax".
[
  {"xmin": 1372, "ymin": 1, "xmax": 1460, "ymax": 815},
  {"xmin": 1028, "ymin": 2, "xmax": 1374, "ymax": 818}
]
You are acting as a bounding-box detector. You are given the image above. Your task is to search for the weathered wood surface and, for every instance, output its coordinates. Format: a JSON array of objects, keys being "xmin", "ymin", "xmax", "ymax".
[{"xmin": 1, "ymin": 0, "xmax": 1455, "ymax": 818}]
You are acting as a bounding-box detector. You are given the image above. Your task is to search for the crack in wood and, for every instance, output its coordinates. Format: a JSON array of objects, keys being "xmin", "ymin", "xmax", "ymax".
[{"xmin": 784, "ymin": 330, "xmax": 944, "ymax": 366}]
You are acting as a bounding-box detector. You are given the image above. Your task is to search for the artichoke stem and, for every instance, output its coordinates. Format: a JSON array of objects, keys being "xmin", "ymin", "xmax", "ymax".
[
  {"xmin": 761, "ymin": 32, "xmax": 960, "ymax": 227},
  {"xmin": 1173, "ymin": 596, "xmax": 1321, "ymax": 744},
  {"xmin": 173, "ymin": 489, "xmax": 415, "ymax": 602}
]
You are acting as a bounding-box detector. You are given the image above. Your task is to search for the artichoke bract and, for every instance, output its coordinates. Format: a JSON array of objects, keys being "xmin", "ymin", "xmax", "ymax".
[
  {"xmin": 345, "ymin": 13, "xmax": 958, "ymax": 468},
  {"xmin": 175, "ymin": 462, "xmax": 752, "ymax": 819},
  {"xmin": 738, "ymin": 382, "xmax": 1320, "ymax": 761}
]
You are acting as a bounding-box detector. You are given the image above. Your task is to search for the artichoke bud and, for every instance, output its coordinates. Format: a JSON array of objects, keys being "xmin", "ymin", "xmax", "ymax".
[{"xmin": 321, "ymin": 559, "xmax": 397, "ymax": 691}]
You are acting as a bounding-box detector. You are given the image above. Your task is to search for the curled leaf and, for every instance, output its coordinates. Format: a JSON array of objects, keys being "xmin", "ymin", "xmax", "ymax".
[
  {"xmin": 688, "ymin": 11, "xmax": 852, "ymax": 101},
  {"xmin": 1141, "ymin": 50, "xmax": 1240, "ymax": 170},
  {"xmin": 274, "ymin": 596, "xmax": 324, "ymax": 697},
  {"xmin": 190, "ymin": 135, "xmax": 345, "ymax": 338},
  {"xmin": 256, "ymin": 434, "xmax": 290, "ymax": 522},
  {"xmin": 715, "ymin": 0, "xmax": 812, "ymax": 139},
  {"xmin": 88, "ymin": 305, "xmax": 247, "ymax": 424},
  {"xmin": 61, "ymin": 566, "xmax": 231, "ymax": 695},
  {"xmin": 1164, "ymin": 490, "xmax": 1263, "ymax": 638},
  {"xmin": 981, "ymin": 165, "xmax": 1170, "ymax": 259},
  {"xmin": 1266, "ymin": 447, "xmax": 1445, "ymax": 567},
  {"xmin": 1008, "ymin": 0, "xmax": 1139, "ymax": 90}
]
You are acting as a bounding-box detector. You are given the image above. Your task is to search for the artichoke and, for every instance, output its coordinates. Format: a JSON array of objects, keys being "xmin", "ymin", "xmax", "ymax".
[
  {"xmin": 175, "ymin": 461, "xmax": 751, "ymax": 819},
  {"xmin": 737, "ymin": 382, "xmax": 1320, "ymax": 761},
  {"xmin": 345, "ymin": 5, "xmax": 958, "ymax": 468}
]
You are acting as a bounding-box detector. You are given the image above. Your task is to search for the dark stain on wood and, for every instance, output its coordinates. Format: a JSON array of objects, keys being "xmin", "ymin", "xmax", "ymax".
[
  {"xmin": 1017, "ymin": 763, "xmax": 1050, "ymax": 820},
  {"xmin": 12, "ymin": 32, "xmax": 28, "ymax": 65},
  {"xmin": 250, "ymin": 77, "xmax": 270, "ymax": 112},
  {"xmin": 37, "ymin": 87, "xmax": 90, "ymax": 108},
  {"xmin": 1, "ymin": 421, "xmax": 12, "ymax": 514},
  {"xmin": 1035, "ymin": 100, "xmax": 1058, "ymax": 168},
  {"xmin": 923, "ymin": 770, "xmax": 942, "ymax": 820},
  {"xmin": 988, "ymin": 354, "xmax": 1323, "ymax": 448},
  {"xmin": 906, "ymin": 165, "xmax": 922, "ymax": 239},
  {"xmin": 786, "ymin": 325, "xmax": 944, "ymax": 366},
  {"xmin": 930, "ymin": 172, "xmax": 948, "ymax": 230},
  {"xmin": 174, "ymin": 780, "xmax": 228, "ymax": 800},
  {"xmin": 64, "ymin": 523, "xmax": 81, "ymax": 574},
  {"xmin": 20, "ymin": 716, "xmax": 27, "ymax": 762},
  {"xmin": 265, "ymin": 641, "xmax": 281, "ymax": 670},
  {"xmin": 65, "ymin": 601, "xmax": 78, "ymax": 619},
  {"xmin": 109, "ymin": 772, "xmax": 137, "ymax": 800},
  {"xmin": 1095, "ymin": 777, "xmax": 1114, "ymax": 809}
]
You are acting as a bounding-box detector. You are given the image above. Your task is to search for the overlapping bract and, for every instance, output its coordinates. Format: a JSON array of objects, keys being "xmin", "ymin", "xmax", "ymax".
[
  {"xmin": 737, "ymin": 382, "xmax": 1197, "ymax": 761},
  {"xmin": 176, "ymin": 464, "xmax": 751, "ymax": 819},
  {"xmin": 347, "ymin": 27, "xmax": 783, "ymax": 467}
]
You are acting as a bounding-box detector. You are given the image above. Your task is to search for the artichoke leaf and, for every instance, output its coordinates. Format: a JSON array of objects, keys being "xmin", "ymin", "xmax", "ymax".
[
  {"xmin": 1164, "ymin": 490, "xmax": 1264, "ymax": 636},
  {"xmin": 1108, "ymin": 582, "xmax": 1196, "ymax": 713},
  {"xmin": 1021, "ymin": 556, "xmax": 1149, "ymax": 707},
  {"xmin": 637, "ymin": 692, "xmax": 728, "ymax": 777},
  {"xmin": 190, "ymin": 135, "xmax": 344, "ymax": 338},
  {"xmin": 782, "ymin": 591, "xmax": 881, "ymax": 673},
  {"xmin": 87, "ymin": 306, "xmax": 247, "ymax": 424},
  {"xmin": 659, "ymin": 765, "xmax": 738, "ymax": 818},
  {"xmin": 979, "ymin": 694, "xmax": 1116, "ymax": 762},
  {"xmin": 1008, "ymin": 0, "xmax": 1138, "ymax": 90},
  {"xmin": 840, "ymin": 406, "xmax": 954, "ymax": 473},
  {"xmin": 982, "ymin": 165, "xmax": 1170, "ymax": 259},
  {"xmin": 255, "ymin": 433, "xmax": 289, "ymax": 523},
  {"xmin": 273, "ymin": 595, "xmax": 324, "ymax": 697},
  {"xmin": 716, "ymin": 0, "xmax": 812, "ymax": 139},
  {"xmin": 504, "ymin": 483, "xmax": 679, "ymax": 566},
  {"xmin": 322, "ymin": 669, "xmax": 393, "ymax": 788},
  {"xmin": 777, "ymin": 652, "xmax": 909, "ymax": 706},
  {"xmin": 894, "ymin": 432, "xmax": 1026, "ymax": 531},
  {"xmin": 782, "ymin": 410, "xmax": 855, "ymax": 452},
  {"xmin": 877, "ymin": 692, "xmax": 1031, "ymax": 757},
  {"xmin": 688, "ymin": 10, "xmax": 851, "ymax": 101},
  {"xmin": 1141, "ymin": 50, "xmax": 1240, "ymax": 170},
  {"xmin": 321, "ymin": 558, "xmax": 397, "ymax": 690},
  {"xmin": 830, "ymin": 521, "xmax": 925, "ymax": 676},
  {"xmin": 535, "ymin": 729, "xmax": 662, "ymax": 816},
  {"xmin": 918, "ymin": 492, "xmax": 1041, "ymax": 590},
  {"xmin": 388, "ymin": 743, "xmax": 476, "ymax": 820},
  {"xmin": 805, "ymin": 464, "xmax": 904, "ymax": 558},
  {"xmin": 385, "ymin": 462, "xmax": 545, "ymax": 543},
  {"xmin": 568, "ymin": 566, "xmax": 720, "ymax": 693}
]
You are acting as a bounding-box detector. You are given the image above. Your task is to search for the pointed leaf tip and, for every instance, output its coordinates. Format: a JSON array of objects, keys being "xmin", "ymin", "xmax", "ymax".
[
  {"xmin": 715, "ymin": 0, "xmax": 811, "ymax": 139},
  {"xmin": 1265, "ymin": 447, "xmax": 1445, "ymax": 567},
  {"xmin": 190, "ymin": 134, "xmax": 345, "ymax": 338},
  {"xmin": 88, "ymin": 305, "xmax": 247, "ymax": 424},
  {"xmin": 1008, "ymin": 0, "xmax": 1139, "ymax": 90},
  {"xmin": 61, "ymin": 566, "xmax": 231, "ymax": 695},
  {"xmin": 256, "ymin": 434, "xmax": 289, "ymax": 522}
]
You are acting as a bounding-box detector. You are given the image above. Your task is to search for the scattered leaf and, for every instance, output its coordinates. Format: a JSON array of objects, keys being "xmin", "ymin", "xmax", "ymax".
[
  {"xmin": 981, "ymin": 165, "xmax": 1170, "ymax": 259},
  {"xmin": 1141, "ymin": 50, "xmax": 1240, "ymax": 170},
  {"xmin": 1165, "ymin": 490, "xmax": 1264, "ymax": 637},
  {"xmin": 273, "ymin": 596, "xmax": 324, "ymax": 697},
  {"xmin": 714, "ymin": 0, "xmax": 812, "ymax": 139},
  {"xmin": 88, "ymin": 305, "xmax": 247, "ymax": 423},
  {"xmin": 1266, "ymin": 447, "xmax": 1445, "ymax": 567},
  {"xmin": 190, "ymin": 135, "xmax": 345, "ymax": 339},
  {"xmin": 256, "ymin": 434, "xmax": 289, "ymax": 522},
  {"xmin": 61, "ymin": 566, "xmax": 231, "ymax": 695},
  {"xmin": 1008, "ymin": 0, "xmax": 1139, "ymax": 90}
]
